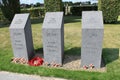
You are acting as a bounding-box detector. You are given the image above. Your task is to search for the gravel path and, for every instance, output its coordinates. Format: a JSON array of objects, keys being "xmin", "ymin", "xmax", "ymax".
[
  {"xmin": 41, "ymin": 55, "xmax": 106, "ymax": 72},
  {"xmin": 0, "ymin": 71, "xmax": 67, "ymax": 80},
  {"xmin": 62, "ymin": 55, "xmax": 106, "ymax": 72}
]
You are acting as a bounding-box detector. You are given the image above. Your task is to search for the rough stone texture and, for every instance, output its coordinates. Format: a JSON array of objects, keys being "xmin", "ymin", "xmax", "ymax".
[
  {"xmin": 81, "ymin": 11, "xmax": 104, "ymax": 68},
  {"xmin": 42, "ymin": 12, "xmax": 64, "ymax": 65},
  {"xmin": 9, "ymin": 14, "xmax": 34, "ymax": 61}
]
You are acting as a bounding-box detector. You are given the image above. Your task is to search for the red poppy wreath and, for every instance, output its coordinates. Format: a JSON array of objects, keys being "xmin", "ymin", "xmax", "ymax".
[{"xmin": 28, "ymin": 57, "xmax": 43, "ymax": 66}]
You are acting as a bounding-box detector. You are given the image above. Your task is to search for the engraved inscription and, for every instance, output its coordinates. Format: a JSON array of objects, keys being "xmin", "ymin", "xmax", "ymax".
[
  {"xmin": 89, "ymin": 33, "xmax": 97, "ymax": 38},
  {"xmin": 47, "ymin": 32, "xmax": 57, "ymax": 36},
  {"xmin": 83, "ymin": 32, "xmax": 100, "ymax": 54},
  {"xmin": 13, "ymin": 32, "xmax": 23, "ymax": 50},
  {"xmin": 87, "ymin": 16, "xmax": 98, "ymax": 24},
  {"xmin": 14, "ymin": 19, "xmax": 23, "ymax": 24},
  {"xmin": 47, "ymin": 18, "xmax": 56, "ymax": 24},
  {"xmin": 13, "ymin": 32, "xmax": 22, "ymax": 36},
  {"xmin": 45, "ymin": 32, "xmax": 58, "ymax": 53}
]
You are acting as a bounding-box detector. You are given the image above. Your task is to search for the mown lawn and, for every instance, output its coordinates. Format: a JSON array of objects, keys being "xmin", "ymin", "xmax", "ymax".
[{"xmin": 0, "ymin": 16, "xmax": 120, "ymax": 80}]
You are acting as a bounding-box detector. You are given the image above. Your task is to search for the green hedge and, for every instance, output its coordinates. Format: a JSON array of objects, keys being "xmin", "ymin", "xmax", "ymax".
[
  {"xmin": 63, "ymin": 7, "xmax": 65, "ymax": 15},
  {"xmin": 0, "ymin": 9, "xmax": 6, "ymax": 21},
  {"xmin": 0, "ymin": 8, "xmax": 45, "ymax": 21},
  {"xmin": 98, "ymin": 0, "xmax": 120, "ymax": 23},
  {"xmin": 44, "ymin": 0, "xmax": 62, "ymax": 12},
  {"xmin": 71, "ymin": 6, "xmax": 98, "ymax": 16},
  {"xmin": 21, "ymin": 8, "xmax": 45, "ymax": 18},
  {"xmin": 0, "ymin": 12, "xmax": 3, "ymax": 21}
]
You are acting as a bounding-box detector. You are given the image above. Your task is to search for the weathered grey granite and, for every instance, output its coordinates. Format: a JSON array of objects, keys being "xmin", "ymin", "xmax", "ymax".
[
  {"xmin": 81, "ymin": 11, "xmax": 104, "ymax": 68},
  {"xmin": 9, "ymin": 14, "xmax": 34, "ymax": 61},
  {"xmin": 42, "ymin": 12, "xmax": 64, "ymax": 65}
]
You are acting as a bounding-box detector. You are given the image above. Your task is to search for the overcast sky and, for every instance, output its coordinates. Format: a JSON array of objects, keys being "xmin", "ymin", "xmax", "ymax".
[{"xmin": 20, "ymin": 0, "xmax": 98, "ymax": 4}]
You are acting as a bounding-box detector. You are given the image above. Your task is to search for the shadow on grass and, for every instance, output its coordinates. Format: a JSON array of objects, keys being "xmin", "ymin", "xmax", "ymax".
[
  {"xmin": 63, "ymin": 47, "xmax": 81, "ymax": 65},
  {"xmin": 65, "ymin": 47, "xmax": 81, "ymax": 55},
  {"xmin": 35, "ymin": 48, "xmax": 43, "ymax": 54},
  {"xmin": 102, "ymin": 48, "xmax": 119, "ymax": 65},
  {"xmin": 64, "ymin": 16, "xmax": 81, "ymax": 23},
  {"xmin": 34, "ymin": 48, "xmax": 44, "ymax": 58}
]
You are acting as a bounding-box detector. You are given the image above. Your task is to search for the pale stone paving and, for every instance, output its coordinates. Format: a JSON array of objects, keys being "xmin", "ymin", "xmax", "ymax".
[{"xmin": 0, "ymin": 71, "xmax": 67, "ymax": 80}]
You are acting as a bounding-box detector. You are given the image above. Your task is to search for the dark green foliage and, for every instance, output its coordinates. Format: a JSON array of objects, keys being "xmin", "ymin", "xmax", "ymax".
[
  {"xmin": 21, "ymin": 8, "xmax": 45, "ymax": 18},
  {"xmin": 0, "ymin": 0, "xmax": 20, "ymax": 21},
  {"xmin": 98, "ymin": 0, "xmax": 120, "ymax": 23},
  {"xmin": 35, "ymin": 2, "xmax": 41, "ymax": 7},
  {"xmin": 71, "ymin": 6, "xmax": 98, "ymax": 16},
  {"xmin": 0, "ymin": 10, "xmax": 5, "ymax": 21},
  {"xmin": 30, "ymin": 8, "xmax": 40, "ymax": 17},
  {"xmin": 0, "ymin": 9, "xmax": 2, "ymax": 18},
  {"xmin": 63, "ymin": 7, "xmax": 65, "ymax": 15},
  {"xmin": 62, "ymin": 1, "xmax": 73, "ymax": 6},
  {"xmin": 44, "ymin": 0, "xmax": 63, "ymax": 12},
  {"xmin": 0, "ymin": 9, "xmax": 3, "ymax": 20}
]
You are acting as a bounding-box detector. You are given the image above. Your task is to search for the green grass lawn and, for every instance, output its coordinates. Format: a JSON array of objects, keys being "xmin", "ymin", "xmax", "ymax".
[{"xmin": 0, "ymin": 16, "xmax": 120, "ymax": 80}]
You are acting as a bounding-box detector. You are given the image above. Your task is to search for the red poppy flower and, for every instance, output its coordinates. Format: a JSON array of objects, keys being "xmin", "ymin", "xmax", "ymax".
[{"xmin": 28, "ymin": 57, "xmax": 43, "ymax": 66}]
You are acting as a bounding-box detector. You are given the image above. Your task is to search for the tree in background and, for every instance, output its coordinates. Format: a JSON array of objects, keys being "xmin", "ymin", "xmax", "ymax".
[
  {"xmin": 0, "ymin": 0, "xmax": 20, "ymax": 21},
  {"xmin": 44, "ymin": 0, "xmax": 63, "ymax": 12},
  {"xmin": 35, "ymin": 2, "xmax": 41, "ymax": 7},
  {"xmin": 73, "ymin": 2, "xmax": 81, "ymax": 6},
  {"xmin": 98, "ymin": 0, "xmax": 120, "ymax": 23},
  {"xmin": 63, "ymin": 1, "xmax": 73, "ymax": 6}
]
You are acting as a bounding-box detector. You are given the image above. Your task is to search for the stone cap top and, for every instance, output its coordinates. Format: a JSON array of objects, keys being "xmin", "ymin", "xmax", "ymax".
[
  {"xmin": 82, "ymin": 11, "xmax": 104, "ymax": 29},
  {"xmin": 9, "ymin": 13, "xmax": 29, "ymax": 29},
  {"xmin": 42, "ymin": 12, "xmax": 63, "ymax": 29}
]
